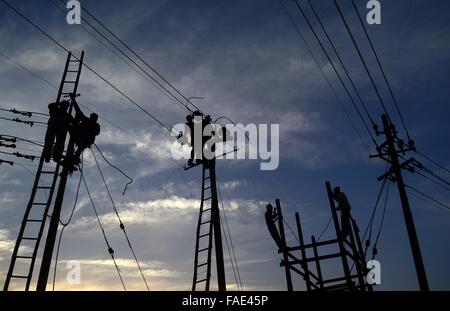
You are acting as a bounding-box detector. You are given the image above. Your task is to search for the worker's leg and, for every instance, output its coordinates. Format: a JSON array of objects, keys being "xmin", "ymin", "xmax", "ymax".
[
  {"xmin": 52, "ymin": 130, "xmax": 67, "ymax": 163},
  {"xmin": 43, "ymin": 125, "xmax": 56, "ymax": 162},
  {"xmin": 73, "ymin": 143, "xmax": 87, "ymax": 165}
]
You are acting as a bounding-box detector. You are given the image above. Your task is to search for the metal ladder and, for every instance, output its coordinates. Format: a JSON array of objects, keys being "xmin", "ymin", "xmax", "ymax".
[
  {"xmin": 192, "ymin": 162, "xmax": 215, "ymax": 291},
  {"xmin": 3, "ymin": 52, "xmax": 84, "ymax": 291}
]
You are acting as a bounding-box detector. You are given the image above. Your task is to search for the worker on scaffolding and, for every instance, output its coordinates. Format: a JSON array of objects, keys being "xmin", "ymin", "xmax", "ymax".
[
  {"xmin": 333, "ymin": 187, "xmax": 352, "ymax": 238},
  {"xmin": 69, "ymin": 99, "xmax": 100, "ymax": 168},
  {"xmin": 43, "ymin": 100, "xmax": 73, "ymax": 163}
]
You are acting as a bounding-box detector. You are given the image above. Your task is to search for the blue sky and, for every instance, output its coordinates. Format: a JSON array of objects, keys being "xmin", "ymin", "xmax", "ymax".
[{"xmin": 0, "ymin": 0, "xmax": 449, "ymax": 290}]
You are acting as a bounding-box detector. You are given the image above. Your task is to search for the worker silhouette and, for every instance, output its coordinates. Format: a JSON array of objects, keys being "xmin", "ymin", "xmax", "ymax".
[
  {"xmin": 333, "ymin": 187, "xmax": 352, "ymax": 238},
  {"xmin": 43, "ymin": 101, "xmax": 73, "ymax": 163},
  {"xmin": 185, "ymin": 113, "xmax": 195, "ymax": 166},
  {"xmin": 70, "ymin": 99, "xmax": 100, "ymax": 167}
]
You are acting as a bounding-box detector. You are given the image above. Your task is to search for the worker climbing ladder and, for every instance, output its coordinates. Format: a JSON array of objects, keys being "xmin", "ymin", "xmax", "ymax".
[{"xmin": 3, "ymin": 51, "xmax": 84, "ymax": 291}]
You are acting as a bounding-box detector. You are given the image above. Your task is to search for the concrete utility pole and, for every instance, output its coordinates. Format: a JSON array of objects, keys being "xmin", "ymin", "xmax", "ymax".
[{"xmin": 377, "ymin": 114, "xmax": 429, "ymax": 291}]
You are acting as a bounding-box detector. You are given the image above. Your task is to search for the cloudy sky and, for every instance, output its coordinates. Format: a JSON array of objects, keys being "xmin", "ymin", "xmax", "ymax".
[{"xmin": 0, "ymin": 0, "xmax": 449, "ymax": 291}]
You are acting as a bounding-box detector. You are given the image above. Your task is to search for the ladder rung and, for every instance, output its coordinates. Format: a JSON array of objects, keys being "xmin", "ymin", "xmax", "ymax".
[
  {"xmin": 204, "ymin": 176, "xmax": 210, "ymax": 180},
  {"xmin": 41, "ymin": 171, "xmax": 56, "ymax": 174},
  {"xmin": 196, "ymin": 262, "xmax": 208, "ymax": 268},
  {"xmin": 198, "ymin": 247, "xmax": 210, "ymax": 253},
  {"xmin": 32, "ymin": 203, "xmax": 47, "ymax": 206},
  {"xmin": 16, "ymin": 255, "xmax": 33, "ymax": 259},
  {"xmin": 203, "ymin": 208, "xmax": 211, "ymax": 213},
  {"xmin": 26, "ymin": 219, "xmax": 43, "ymax": 223},
  {"xmin": 199, "ymin": 233, "xmax": 210, "ymax": 238},
  {"xmin": 22, "ymin": 237, "xmax": 38, "ymax": 241},
  {"xmin": 11, "ymin": 275, "xmax": 29, "ymax": 279},
  {"xmin": 64, "ymin": 81, "xmax": 77, "ymax": 84},
  {"xmin": 69, "ymin": 60, "xmax": 79, "ymax": 62},
  {"xmin": 204, "ymin": 197, "xmax": 211, "ymax": 201},
  {"xmin": 195, "ymin": 278, "xmax": 207, "ymax": 283},
  {"xmin": 67, "ymin": 70, "xmax": 78, "ymax": 73},
  {"xmin": 200, "ymin": 220, "xmax": 211, "ymax": 225},
  {"xmin": 36, "ymin": 186, "xmax": 52, "ymax": 190},
  {"xmin": 204, "ymin": 186, "xmax": 211, "ymax": 190}
]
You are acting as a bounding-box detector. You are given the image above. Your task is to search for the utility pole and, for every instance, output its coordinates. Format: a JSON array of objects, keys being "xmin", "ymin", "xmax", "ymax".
[
  {"xmin": 36, "ymin": 52, "xmax": 84, "ymax": 291},
  {"xmin": 209, "ymin": 158, "xmax": 226, "ymax": 291},
  {"xmin": 190, "ymin": 114, "xmax": 227, "ymax": 291},
  {"xmin": 375, "ymin": 114, "xmax": 429, "ymax": 291}
]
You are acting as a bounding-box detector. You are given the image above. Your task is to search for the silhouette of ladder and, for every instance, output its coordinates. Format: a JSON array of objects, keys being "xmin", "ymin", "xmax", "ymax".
[
  {"xmin": 192, "ymin": 161, "xmax": 215, "ymax": 290},
  {"xmin": 265, "ymin": 182, "xmax": 373, "ymax": 291},
  {"xmin": 4, "ymin": 52, "xmax": 83, "ymax": 291}
]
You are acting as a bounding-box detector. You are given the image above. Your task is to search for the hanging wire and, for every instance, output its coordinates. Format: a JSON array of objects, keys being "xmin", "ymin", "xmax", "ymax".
[
  {"xmin": 81, "ymin": 173, "xmax": 127, "ymax": 291},
  {"xmin": 316, "ymin": 216, "xmax": 333, "ymax": 242},
  {"xmin": 91, "ymin": 148, "xmax": 150, "ymax": 291},
  {"xmin": 371, "ymin": 181, "xmax": 391, "ymax": 259},
  {"xmin": 93, "ymin": 144, "xmax": 133, "ymax": 196},
  {"xmin": 53, "ymin": 154, "xmax": 84, "ymax": 291},
  {"xmin": 217, "ymin": 181, "xmax": 244, "ymax": 291}
]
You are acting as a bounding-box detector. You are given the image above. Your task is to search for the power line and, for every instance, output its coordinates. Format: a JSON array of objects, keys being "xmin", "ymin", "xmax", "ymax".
[
  {"xmin": 362, "ymin": 177, "xmax": 388, "ymax": 245},
  {"xmin": 0, "ymin": 150, "xmax": 39, "ymax": 161},
  {"xmin": 76, "ymin": 0, "xmax": 203, "ymax": 113},
  {"xmin": 1, "ymin": 0, "xmax": 175, "ymax": 135},
  {"xmin": 0, "ymin": 50, "xmax": 57, "ymax": 91},
  {"xmin": 0, "ymin": 107, "xmax": 49, "ymax": 117},
  {"xmin": 81, "ymin": 172, "xmax": 127, "ymax": 291},
  {"xmin": 217, "ymin": 181, "xmax": 243, "ymax": 291},
  {"xmin": 279, "ymin": 0, "xmax": 371, "ymax": 153},
  {"xmin": 0, "ymin": 46, "xmax": 163, "ymax": 152},
  {"xmin": 333, "ymin": 0, "xmax": 390, "ymax": 117},
  {"xmin": 0, "ymin": 134, "xmax": 44, "ymax": 147},
  {"xmin": 0, "ymin": 116, "xmax": 46, "ymax": 127},
  {"xmin": 371, "ymin": 180, "xmax": 391, "ymax": 259},
  {"xmin": 405, "ymin": 184, "xmax": 450, "ymax": 212},
  {"xmin": 415, "ymin": 150, "xmax": 450, "ymax": 174},
  {"xmin": 91, "ymin": 148, "xmax": 150, "ymax": 291},
  {"xmin": 306, "ymin": 0, "xmax": 377, "ymax": 128},
  {"xmin": 350, "ymin": 0, "xmax": 412, "ymax": 141},
  {"xmin": 414, "ymin": 170, "xmax": 450, "ymax": 193},
  {"xmin": 291, "ymin": 0, "xmax": 378, "ymax": 147},
  {"xmin": 50, "ymin": 0, "xmax": 189, "ymax": 111}
]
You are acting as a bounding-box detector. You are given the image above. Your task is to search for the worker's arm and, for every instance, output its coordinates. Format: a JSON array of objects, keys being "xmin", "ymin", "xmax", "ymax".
[{"xmin": 72, "ymin": 100, "xmax": 88, "ymax": 120}]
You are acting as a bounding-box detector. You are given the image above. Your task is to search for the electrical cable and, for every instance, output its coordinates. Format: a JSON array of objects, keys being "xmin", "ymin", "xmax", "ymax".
[
  {"xmin": 91, "ymin": 148, "xmax": 149, "ymax": 290},
  {"xmin": 0, "ymin": 0, "xmax": 175, "ymax": 135},
  {"xmin": 217, "ymin": 181, "xmax": 243, "ymax": 290},
  {"xmin": 350, "ymin": 0, "xmax": 412, "ymax": 141},
  {"xmin": 291, "ymin": 0, "xmax": 378, "ymax": 147},
  {"xmin": 333, "ymin": 0, "xmax": 390, "ymax": 117},
  {"xmin": 279, "ymin": 0, "xmax": 370, "ymax": 153},
  {"xmin": 81, "ymin": 172, "xmax": 127, "ymax": 291},
  {"xmin": 93, "ymin": 144, "xmax": 133, "ymax": 196},
  {"xmin": 52, "ymin": 154, "xmax": 84, "ymax": 291}
]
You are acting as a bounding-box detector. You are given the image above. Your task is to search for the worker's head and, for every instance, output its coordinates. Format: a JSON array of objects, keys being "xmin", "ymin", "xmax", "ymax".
[
  {"xmin": 333, "ymin": 187, "xmax": 341, "ymax": 195},
  {"xmin": 90, "ymin": 113, "xmax": 98, "ymax": 122},
  {"xmin": 186, "ymin": 115, "xmax": 193, "ymax": 122},
  {"xmin": 60, "ymin": 101, "xmax": 70, "ymax": 110}
]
